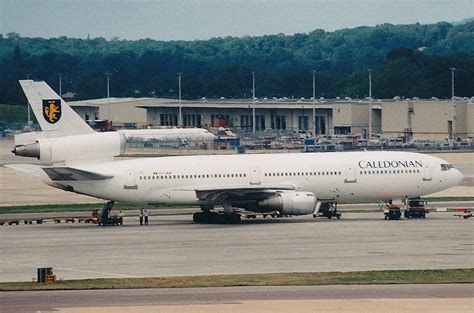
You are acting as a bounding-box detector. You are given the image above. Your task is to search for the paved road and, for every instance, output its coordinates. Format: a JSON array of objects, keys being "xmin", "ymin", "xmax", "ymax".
[
  {"xmin": 1, "ymin": 284, "xmax": 473, "ymax": 313},
  {"xmin": 1, "ymin": 213, "xmax": 473, "ymax": 282}
]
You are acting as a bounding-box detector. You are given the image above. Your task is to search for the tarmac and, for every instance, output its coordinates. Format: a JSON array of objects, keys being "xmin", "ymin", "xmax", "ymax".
[
  {"xmin": 1, "ymin": 212, "xmax": 473, "ymax": 282},
  {"xmin": 2, "ymin": 284, "xmax": 473, "ymax": 313}
]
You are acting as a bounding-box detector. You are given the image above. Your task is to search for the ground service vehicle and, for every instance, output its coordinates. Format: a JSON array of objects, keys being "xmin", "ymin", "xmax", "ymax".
[
  {"xmin": 404, "ymin": 199, "xmax": 430, "ymax": 218},
  {"xmin": 384, "ymin": 204, "xmax": 402, "ymax": 220}
]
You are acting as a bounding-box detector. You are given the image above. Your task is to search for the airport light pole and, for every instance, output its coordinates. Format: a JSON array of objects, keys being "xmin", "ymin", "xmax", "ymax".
[
  {"xmin": 368, "ymin": 69, "xmax": 372, "ymax": 139},
  {"xmin": 178, "ymin": 72, "xmax": 182, "ymax": 127},
  {"xmin": 312, "ymin": 70, "xmax": 316, "ymax": 138},
  {"xmin": 450, "ymin": 67, "xmax": 456, "ymax": 140},
  {"xmin": 58, "ymin": 73, "xmax": 63, "ymax": 97},
  {"xmin": 252, "ymin": 71, "xmax": 256, "ymax": 134},
  {"xmin": 105, "ymin": 72, "xmax": 111, "ymax": 121},
  {"xmin": 450, "ymin": 67, "xmax": 456, "ymax": 100}
]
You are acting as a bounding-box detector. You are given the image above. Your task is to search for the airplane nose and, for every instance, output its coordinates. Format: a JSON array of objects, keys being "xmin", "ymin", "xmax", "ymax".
[{"xmin": 455, "ymin": 169, "xmax": 464, "ymax": 185}]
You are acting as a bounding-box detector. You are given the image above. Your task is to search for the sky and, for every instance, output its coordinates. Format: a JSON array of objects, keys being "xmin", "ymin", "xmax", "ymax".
[{"xmin": 1, "ymin": 0, "xmax": 473, "ymax": 41}]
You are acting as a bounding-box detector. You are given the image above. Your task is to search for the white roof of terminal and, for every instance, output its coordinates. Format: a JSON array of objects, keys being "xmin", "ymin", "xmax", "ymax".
[
  {"xmin": 137, "ymin": 99, "xmax": 383, "ymax": 110},
  {"xmin": 69, "ymin": 97, "xmax": 159, "ymax": 107},
  {"xmin": 69, "ymin": 97, "xmax": 470, "ymax": 109}
]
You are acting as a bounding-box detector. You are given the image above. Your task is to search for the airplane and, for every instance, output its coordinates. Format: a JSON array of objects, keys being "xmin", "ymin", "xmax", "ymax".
[
  {"xmin": 9, "ymin": 80, "xmax": 464, "ymax": 224},
  {"xmin": 119, "ymin": 128, "xmax": 215, "ymax": 147},
  {"xmin": 85, "ymin": 119, "xmax": 216, "ymax": 146}
]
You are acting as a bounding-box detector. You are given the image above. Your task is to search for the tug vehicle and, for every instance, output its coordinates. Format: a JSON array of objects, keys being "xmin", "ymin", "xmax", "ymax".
[{"xmin": 404, "ymin": 199, "xmax": 430, "ymax": 219}]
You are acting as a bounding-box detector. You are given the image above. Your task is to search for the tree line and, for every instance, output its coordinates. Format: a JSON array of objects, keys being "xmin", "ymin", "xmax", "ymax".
[{"xmin": 0, "ymin": 20, "xmax": 472, "ymax": 105}]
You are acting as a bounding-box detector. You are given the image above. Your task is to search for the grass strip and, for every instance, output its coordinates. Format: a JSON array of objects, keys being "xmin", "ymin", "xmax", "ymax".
[{"xmin": 1, "ymin": 269, "xmax": 473, "ymax": 291}]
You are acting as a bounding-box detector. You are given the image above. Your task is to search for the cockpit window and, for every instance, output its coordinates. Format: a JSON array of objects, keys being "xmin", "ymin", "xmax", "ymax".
[{"xmin": 441, "ymin": 164, "xmax": 454, "ymax": 171}]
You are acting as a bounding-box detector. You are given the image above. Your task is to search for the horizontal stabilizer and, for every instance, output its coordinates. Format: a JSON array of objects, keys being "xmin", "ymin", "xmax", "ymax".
[
  {"xmin": 4, "ymin": 164, "xmax": 44, "ymax": 177},
  {"xmin": 42, "ymin": 167, "xmax": 113, "ymax": 181}
]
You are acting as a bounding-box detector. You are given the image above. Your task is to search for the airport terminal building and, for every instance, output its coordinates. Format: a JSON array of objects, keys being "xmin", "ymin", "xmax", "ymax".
[{"xmin": 70, "ymin": 97, "xmax": 474, "ymax": 140}]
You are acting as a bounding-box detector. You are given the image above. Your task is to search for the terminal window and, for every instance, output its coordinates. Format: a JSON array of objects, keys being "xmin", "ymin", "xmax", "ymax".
[
  {"xmin": 160, "ymin": 114, "xmax": 178, "ymax": 126},
  {"xmin": 183, "ymin": 114, "xmax": 201, "ymax": 127},
  {"xmin": 275, "ymin": 115, "xmax": 286, "ymax": 130},
  {"xmin": 298, "ymin": 116, "xmax": 309, "ymax": 130}
]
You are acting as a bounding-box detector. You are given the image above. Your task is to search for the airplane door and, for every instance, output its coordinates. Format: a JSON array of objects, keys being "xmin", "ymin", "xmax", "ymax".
[
  {"xmin": 249, "ymin": 167, "xmax": 261, "ymax": 185},
  {"xmin": 124, "ymin": 171, "xmax": 138, "ymax": 189},
  {"xmin": 423, "ymin": 163, "xmax": 432, "ymax": 181},
  {"xmin": 344, "ymin": 165, "xmax": 357, "ymax": 183}
]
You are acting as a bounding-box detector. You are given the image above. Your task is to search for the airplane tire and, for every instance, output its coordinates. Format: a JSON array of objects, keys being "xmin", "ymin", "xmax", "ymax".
[{"xmin": 193, "ymin": 212, "xmax": 241, "ymax": 224}]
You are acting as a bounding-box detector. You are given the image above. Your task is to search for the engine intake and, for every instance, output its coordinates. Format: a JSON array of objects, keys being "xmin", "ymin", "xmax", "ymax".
[{"xmin": 258, "ymin": 191, "xmax": 316, "ymax": 215}]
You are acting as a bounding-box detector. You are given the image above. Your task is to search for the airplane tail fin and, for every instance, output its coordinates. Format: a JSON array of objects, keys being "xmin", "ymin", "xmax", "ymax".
[{"xmin": 19, "ymin": 80, "xmax": 94, "ymax": 137}]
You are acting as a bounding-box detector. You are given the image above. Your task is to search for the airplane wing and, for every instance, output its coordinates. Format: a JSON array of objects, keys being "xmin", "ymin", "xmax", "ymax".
[
  {"xmin": 194, "ymin": 184, "xmax": 295, "ymax": 203},
  {"xmin": 42, "ymin": 167, "xmax": 113, "ymax": 181}
]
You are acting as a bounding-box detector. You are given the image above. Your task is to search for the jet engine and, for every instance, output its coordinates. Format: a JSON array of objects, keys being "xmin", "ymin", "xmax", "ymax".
[
  {"xmin": 12, "ymin": 132, "xmax": 125, "ymax": 163},
  {"xmin": 258, "ymin": 191, "xmax": 316, "ymax": 215}
]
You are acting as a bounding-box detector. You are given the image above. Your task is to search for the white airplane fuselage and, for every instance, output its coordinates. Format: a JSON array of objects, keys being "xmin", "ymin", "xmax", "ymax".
[
  {"xmin": 57, "ymin": 151, "xmax": 463, "ymax": 206},
  {"xmin": 119, "ymin": 128, "xmax": 216, "ymax": 143}
]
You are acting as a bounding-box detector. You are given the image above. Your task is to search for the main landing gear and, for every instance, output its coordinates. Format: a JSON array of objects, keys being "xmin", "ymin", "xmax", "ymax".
[
  {"xmin": 313, "ymin": 202, "xmax": 341, "ymax": 219},
  {"xmin": 193, "ymin": 203, "xmax": 241, "ymax": 224},
  {"xmin": 193, "ymin": 211, "xmax": 241, "ymax": 224}
]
